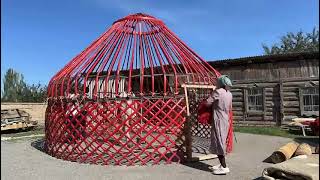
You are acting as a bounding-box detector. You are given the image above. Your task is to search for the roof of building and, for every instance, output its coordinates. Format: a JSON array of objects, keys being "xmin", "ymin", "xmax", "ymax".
[{"xmin": 208, "ymin": 51, "xmax": 319, "ymax": 66}]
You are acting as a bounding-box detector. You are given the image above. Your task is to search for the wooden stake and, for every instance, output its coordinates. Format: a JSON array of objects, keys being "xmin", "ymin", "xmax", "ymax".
[
  {"xmin": 185, "ymin": 116, "xmax": 192, "ymax": 161},
  {"xmin": 184, "ymin": 86, "xmax": 190, "ymax": 116}
]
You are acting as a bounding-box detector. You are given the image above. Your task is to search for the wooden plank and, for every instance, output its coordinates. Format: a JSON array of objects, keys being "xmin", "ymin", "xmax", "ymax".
[
  {"xmin": 190, "ymin": 154, "xmax": 218, "ymax": 162},
  {"xmin": 185, "ymin": 116, "xmax": 192, "ymax": 161},
  {"xmin": 283, "ymin": 96, "xmax": 299, "ymax": 101},
  {"xmin": 283, "ymin": 112, "xmax": 300, "ymax": 116},
  {"xmin": 282, "ymin": 87, "xmax": 299, "ymax": 92},
  {"xmin": 265, "ymin": 97, "xmax": 280, "ymax": 101},
  {"xmin": 265, "ymin": 100, "xmax": 274, "ymax": 105},
  {"xmin": 1, "ymin": 114, "xmax": 29, "ymax": 119},
  {"xmin": 232, "ymin": 106, "xmax": 243, "ymax": 111},
  {"xmin": 265, "ymin": 112, "xmax": 274, "ymax": 116},
  {"xmin": 283, "ymin": 82, "xmax": 308, "ymax": 86},
  {"xmin": 232, "ymin": 83, "xmax": 278, "ymax": 88},
  {"xmin": 283, "ymin": 116, "xmax": 299, "ymax": 121},
  {"xmin": 1, "ymin": 122, "xmax": 36, "ymax": 131},
  {"xmin": 230, "ymin": 89, "xmax": 243, "ymax": 93},
  {"xmin": 1, "ymin": 107, "xmax": 32, "ymax": 110},
  {"xmin": 230, "ymin": 92, "xmax": 243, "ymax": 96},
  {"xmin": 181, "ymin": 84, "xmax": 216, "ymax": 89},
  {"xmin": 244, "ymin": 116, "xmax": 274, "ymax": 121},
  {"xmin": 265, "ymin": 103, "xmax": 276, "ymax": 108},
  {"xmin": 246, "ymin": 111, "xmax": 264, "ymax": 115},
  {"xmin": 184, "ymin": 86, "xmax": 190, "ymax": 116},
  {"xmin": 265, "ymin": 107, "xmax": 275, "ymax": 111},
  {"xmin": 233, "ymin": 115, "xmax": 244, "ymax": 120},
  {"xmin": 283, "ymin": 107, "xmax": 300, "ymax": 112},
  {"xmin": 311, "ymin": 81, "xmax": 319, "ymax": 85},
  {"xmin": 283, "ymin": 101, "xmax": 300, "ymax": 107},
  {"xmin": 231, "ymin": 77, "xmax": 319, "ymax": 84},
  {"xmin": 232, "ymin": 102, "xmax": 244, "ymax": 107},
  {"xmin": 283, "ymin": 92, "xmax": 299, "ymax": 97},
  {"xmin": 265, "ymin": 92, "xmax": 279, "ymax": 97},
  {"xmin": 233, "ymin": 111, "xmax": 244, "ymax": 116},
  {"xmin": 234, "ymin": 121, "xmax": 277, "ymax": 126},
  {"xmin": 265, "ymin": 87, "xmax": 275, "ymax": 91},
  {"xmin": 232, "ymin": 97, "xmax": 243, "ymax": 101},
  {"xmin": 231, "ymin": 93, "xmax": 243, "ymax": 98}
]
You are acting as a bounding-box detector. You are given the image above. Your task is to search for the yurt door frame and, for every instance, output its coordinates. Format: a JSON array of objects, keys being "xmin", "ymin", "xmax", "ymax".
[{"xmin": 181, "ymin": 83, "xmax": 217, "ymax": 162}]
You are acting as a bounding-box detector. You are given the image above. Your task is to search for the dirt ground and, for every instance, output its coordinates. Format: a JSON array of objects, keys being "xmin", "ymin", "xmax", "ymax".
[{"xmin": 1, "ymin": 132, "xmax": 314, "ymax": 180}]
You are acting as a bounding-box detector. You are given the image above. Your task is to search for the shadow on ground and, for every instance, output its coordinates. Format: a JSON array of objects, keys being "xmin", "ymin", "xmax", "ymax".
[
  {"xmin": 31, "ymin": 138, "xmax": 46, "ymax": 153},
  {"xmin": 1, "ymin": 127, "xmax": 36, "ymax": 135},
  {"xmin": 182, "ymin": 161, "xmax": 266, "ymax": 180},
  {"xmin": 252, "ymin": 177, "xmax": 264, "ymax": 180},
  {"xmin": 293, "ymin": 136, "xmax": 319, "ymax": 147},
  {"xmin": 181, "ymin": 161, "xmax": 212, "ymax": 172}
]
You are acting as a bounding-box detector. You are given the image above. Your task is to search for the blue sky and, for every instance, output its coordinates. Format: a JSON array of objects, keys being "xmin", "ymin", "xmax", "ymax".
[{"xmin": 1, "ymin": 0, "xmax": 319, "ymax": 85}]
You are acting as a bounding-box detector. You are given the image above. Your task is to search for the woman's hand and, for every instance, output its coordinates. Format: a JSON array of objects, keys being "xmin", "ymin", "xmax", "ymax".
[{"xmin": 205, "ymin": 96, "xmax": 214, "ymax": 106}]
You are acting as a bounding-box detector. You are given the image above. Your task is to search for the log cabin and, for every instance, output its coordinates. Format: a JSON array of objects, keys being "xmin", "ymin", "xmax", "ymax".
[{"xmin": 208, "ymin": 51, "xmax": 319, "ymax": 126}]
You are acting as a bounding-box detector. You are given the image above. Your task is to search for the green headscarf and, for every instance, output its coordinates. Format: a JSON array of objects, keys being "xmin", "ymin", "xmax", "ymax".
[{"xmin": 218, "ymin": 75, "xmax": 232, "ymax": 87}]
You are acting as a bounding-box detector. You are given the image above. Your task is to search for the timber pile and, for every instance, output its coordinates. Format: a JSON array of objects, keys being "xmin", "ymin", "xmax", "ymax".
[
  {"xmin": 270, "ymin": 142, "xmax": 314, "ymax": 164},
  {"xmin": 262, "ymin": 154, "xmax": 319, "ymax": 180},
  {"xmin": 263, "ymin": 142, "xmax": 318, "ymax": 180},
  {"xmin": 281, "ymin": 117, "xmax": 317, "ymax": 136},
  {"xmin": 1, "ymin": 109, "xmax": 37, "ymax": 131}
]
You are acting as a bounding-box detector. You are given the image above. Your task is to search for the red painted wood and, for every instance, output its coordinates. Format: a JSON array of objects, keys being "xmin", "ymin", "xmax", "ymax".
[{"xmin": 45, "ymin": 13, "xmax": 229, "ymax": 166}]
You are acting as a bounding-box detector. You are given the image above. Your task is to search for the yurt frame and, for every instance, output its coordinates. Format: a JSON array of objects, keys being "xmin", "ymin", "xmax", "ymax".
[{"xmin": 44, "ymin": 13, "xmax": 229, "ymax": 166}]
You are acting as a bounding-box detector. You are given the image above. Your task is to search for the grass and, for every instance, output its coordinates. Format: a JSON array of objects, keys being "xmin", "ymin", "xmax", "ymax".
[
  {"xmin": 233, "ymin": 126, "xmax": 319, "ymax": 148},
  {"xmin": 233, "ymin": 126, "xmax": 304, "ymax": 138}
]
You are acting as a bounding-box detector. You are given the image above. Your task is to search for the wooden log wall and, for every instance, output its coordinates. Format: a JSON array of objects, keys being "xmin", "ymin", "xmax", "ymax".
[
  {"xmin": 209, "ymin": 54, "xmax": 319, "ymax": 126},
  {"xmin": 213, "ymin": 55, "xmax": 319, "ymax": 82},
  {"xmin": 229, "ymin": 79, "xmax": 318, "ymax": 126},
  {"xmin": 230, "ymin": 83, "xmax": 279, "ymax": 125}
]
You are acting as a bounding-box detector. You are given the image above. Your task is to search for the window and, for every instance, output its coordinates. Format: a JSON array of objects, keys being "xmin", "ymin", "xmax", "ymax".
[
  {"xmin": 300, "ymin": 87, "xmax": 319, "ymax": 116},
  {"xmin": 247, "ymin": 88, "xmax": 264, "ymax": 112}
]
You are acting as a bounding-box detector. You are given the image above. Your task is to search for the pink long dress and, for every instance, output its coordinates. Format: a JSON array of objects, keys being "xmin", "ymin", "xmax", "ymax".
[{"xmin": 206, "ymin": 88, "xmax": 232, "ymax": 155}]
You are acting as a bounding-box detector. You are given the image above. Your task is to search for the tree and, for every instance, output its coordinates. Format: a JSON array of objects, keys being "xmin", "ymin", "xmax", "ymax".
[
  {"xmin": 1, "ymin": 68, "xmax": 27, "ymax": 102},
  {"xmin": 22, "ymin": 83, "xmax": 47, "ymax": 102},
  {"xmin": 262, "ymin": 27, "xmax": 319, "ymax": 55},
  {"xmin": 1, "ymin": 68, "xmax": 47, "ymax": 102}
]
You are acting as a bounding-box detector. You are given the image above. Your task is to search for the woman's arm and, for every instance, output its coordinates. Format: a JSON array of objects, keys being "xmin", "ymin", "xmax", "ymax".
[{"xmin": 205, "ymin": 90, "xmax": 219, "ymax": 106}]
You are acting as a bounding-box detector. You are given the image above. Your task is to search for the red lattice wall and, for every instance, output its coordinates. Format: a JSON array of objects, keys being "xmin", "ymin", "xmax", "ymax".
[{"xmin": 45, "ymin": 97, "xmax": 187, "ymax": 165}]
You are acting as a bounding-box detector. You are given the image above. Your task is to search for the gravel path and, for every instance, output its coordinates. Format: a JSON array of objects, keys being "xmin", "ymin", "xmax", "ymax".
[{"xmin": 1, "ymin": 133, "xmax": 292, "ymax": 180}]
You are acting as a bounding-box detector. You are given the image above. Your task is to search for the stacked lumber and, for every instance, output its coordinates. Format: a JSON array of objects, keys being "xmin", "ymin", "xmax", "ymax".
[{"xmin": 1, "ymin": 109, "xmax": 37, "ymax": 131}]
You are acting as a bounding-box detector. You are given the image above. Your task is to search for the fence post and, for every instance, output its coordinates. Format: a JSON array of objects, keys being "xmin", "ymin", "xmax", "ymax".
[{"xmin": 185, "ymin": 116, "xmax": 192, "ymax": 161}]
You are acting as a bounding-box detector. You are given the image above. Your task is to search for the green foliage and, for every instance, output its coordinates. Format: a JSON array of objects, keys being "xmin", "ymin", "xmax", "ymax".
[
  {"xmin": 22, "ymin": 83, "xmax": 47, "ymax": 102},
  {"xmin": 1, "ymin": 68, "xmax": 47, "ymax": 102},
  {"xmin": 262, "ymin": 27, "xmax": 319, "ymax": 55},
  {"xmin": 234, "ymin": 126, "xmax": 302, "ymax": 138}
]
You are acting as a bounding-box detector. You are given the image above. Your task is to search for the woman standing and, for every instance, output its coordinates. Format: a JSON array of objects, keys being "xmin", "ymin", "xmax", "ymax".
[{"xmin": 206, "ymin": 75, "xmax": 233, "ymax": 175}]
